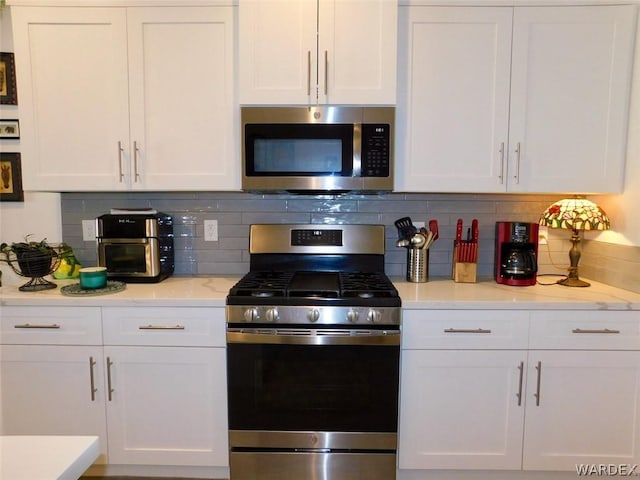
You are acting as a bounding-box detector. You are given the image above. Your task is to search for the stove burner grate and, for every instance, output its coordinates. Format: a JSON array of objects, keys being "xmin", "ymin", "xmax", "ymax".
[{"xmin": 229, "ymin": 270, "xmax": 398, "ymax": 300}]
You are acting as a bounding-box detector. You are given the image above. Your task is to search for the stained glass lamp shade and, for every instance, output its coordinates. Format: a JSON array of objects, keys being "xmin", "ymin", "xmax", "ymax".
[{"xmin": 539, "ymin": 198, "xmax": 610, "ymax": 287}]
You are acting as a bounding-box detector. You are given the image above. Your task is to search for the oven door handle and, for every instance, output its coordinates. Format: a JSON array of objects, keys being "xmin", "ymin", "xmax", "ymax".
[{"xmin": 226, "ymin": 329, "xmax": 400, "ymax": 346}]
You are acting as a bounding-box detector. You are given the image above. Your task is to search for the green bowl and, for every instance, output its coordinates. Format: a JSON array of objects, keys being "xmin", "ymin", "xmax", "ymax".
[{"xmin": 79, "ymin": 267, "xmax": 107, "ymax": 290}]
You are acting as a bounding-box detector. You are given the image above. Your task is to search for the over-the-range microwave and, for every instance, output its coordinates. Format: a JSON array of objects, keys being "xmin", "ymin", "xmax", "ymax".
[{"xmin": 241, "ymin": 106, "xmax": 395, "ymax": 193}]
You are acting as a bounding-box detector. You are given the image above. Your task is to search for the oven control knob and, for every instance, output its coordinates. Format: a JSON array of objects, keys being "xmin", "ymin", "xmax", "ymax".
[
  {"xmin": 307, "ymin": 308, "xmax": 320, "ymax": 323},
  {"xmin": 347, "ymin": 309, "xmax": 360, "ymax": 323},
  {"xmin": 367, "ymin": 309, "xmax": 383, "ymax": 323},
  {"xmin": 243, "ymin": 307, "xmax": 260, "ymax": 322},
  {"xmin": 265, "ymin": 308, "xmax": 280, "ymax": 323}
]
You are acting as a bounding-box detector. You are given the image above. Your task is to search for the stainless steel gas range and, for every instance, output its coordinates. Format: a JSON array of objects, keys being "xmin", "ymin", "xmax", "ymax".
[{"xmin": 226, "ymin": 224, "xmax": 401, "ymax": 480}]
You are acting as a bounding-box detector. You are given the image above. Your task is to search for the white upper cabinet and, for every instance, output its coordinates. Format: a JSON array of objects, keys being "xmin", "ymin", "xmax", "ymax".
[
  {"xmin": 508, "ymin": 6, "xmax": 635, "ymax": 194},
  {"xmin": 11, "ymin": 7, "xmax": 131, "ymax": 191},
  {"xmin": 11, "ymin": 6, "xmax": 238, "ymax": 192},
  {"xmin": 396, "ymin": 5, "xmax": 636, "ymax": 194},
  {"xmin": 126, "ymin": 7, "xmax": 237, "ymax": 190},
  {"xmin": 396, "ymin": 6, "xmax": 512, "ymax": 193},
  {"xmin": 239, "ymin": 0, "xmax": 397, "ymax": 105}
]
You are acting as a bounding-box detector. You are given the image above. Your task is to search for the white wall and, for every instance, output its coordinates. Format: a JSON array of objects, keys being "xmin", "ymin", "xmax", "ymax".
[{"xmin": 0, "ymin": 8, "xmax": 62, "ymax": 285}]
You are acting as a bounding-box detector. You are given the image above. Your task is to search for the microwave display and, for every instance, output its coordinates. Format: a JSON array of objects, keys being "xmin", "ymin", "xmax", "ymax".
[{"xmin": 241, "ymin": 106, "xmax": 395, "ymax": 193}]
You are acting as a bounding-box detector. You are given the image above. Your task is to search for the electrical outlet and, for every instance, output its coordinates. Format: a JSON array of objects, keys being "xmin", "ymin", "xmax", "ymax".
[
  {"xmin": 204, "ymin": 219, "xmax": 218, "ymax": 242},
  {"xmin": 538, "ymin": 228, "xmax": 548, "ymax": 245},
  {"xmin": 82, "ymin": 220, "xmax": 96, "ymax": 241}
]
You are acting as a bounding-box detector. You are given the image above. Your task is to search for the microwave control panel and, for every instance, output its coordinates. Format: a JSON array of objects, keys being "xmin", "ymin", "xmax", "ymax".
[{"xmin": 360, "ymin": 124, "xmax": 390, "ymax": 177}]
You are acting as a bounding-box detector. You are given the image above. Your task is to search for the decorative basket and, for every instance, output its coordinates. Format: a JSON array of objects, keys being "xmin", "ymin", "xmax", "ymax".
[{"xmin": 2, "ymin": 246, "xmax": 62, "ymax": 292}]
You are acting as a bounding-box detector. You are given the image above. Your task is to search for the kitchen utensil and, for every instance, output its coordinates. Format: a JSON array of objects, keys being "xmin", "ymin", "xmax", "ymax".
[
  {"xmin": 428, "ymin": 219, "xmax": 439, "ymax": 241},
  {"xmin": 395, "ymin": 216, "xmax": 417, "ymax": 240},
  {"xmin": 396, "ymin": 238, "xmax": 410, "ymax": 248},
  {"xmin": 410, "ymin": 232, "xmax": 426, "ymax": 248},
  {"xmin": 424, "ymin": 230, "xmax": 435, "ymax": 249}
]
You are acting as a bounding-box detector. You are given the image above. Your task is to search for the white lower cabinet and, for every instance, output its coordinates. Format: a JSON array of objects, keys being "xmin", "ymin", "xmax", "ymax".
[
  {"xmin": 399, "ymin": 349, "xmax": 526, "ymax": 470},
  {"xmin": 399, "ymin": 310, "xmax": 529, "ymax": 470},
  {"xmin": 104, "ymin": 346, "xmax": 228, "ymax": 466},
  {"xmin": 101, "ymin": 307, "xmax": 228, "ymax": 467},
  {"xmin": 399, "ymin": 310, "xmax": 640, "ymax": 473},
  {"xmin": 523, "ymin": 350, "xmax": 640, "ymax": 470},
  {"xmin": 0, "ymin": 344, "xmax": 109, "ymax": 464},
  {"xmin": 0, "ymin": 305, "xmax": 229, "ymax": 469},
  {"xmin": 523, "ymin": 311, "xmax": 640, "ymax": 470},
  {"xmin": 0, "ymin": 307, "xmax": 108, "ymax": 463}
]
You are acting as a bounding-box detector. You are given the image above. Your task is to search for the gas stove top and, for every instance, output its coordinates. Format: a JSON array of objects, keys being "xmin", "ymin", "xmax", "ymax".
[
  {"xmin": 226, "ymin": 224, "xmax": 401, "ymax": 326},
  {"xmin": 227, "ymin": 270, "xmax": 400, "ymax": 306}
]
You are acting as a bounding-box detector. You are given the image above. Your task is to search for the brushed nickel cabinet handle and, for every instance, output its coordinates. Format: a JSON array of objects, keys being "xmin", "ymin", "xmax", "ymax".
[
  {"xmin": 324, "ymin": 50, "xmax": 328, "ymax": 96},
  {"xmin": 572, "ymin": 328, "xmax": 621, "ymax": 334},
  {"xmin": 133, "ymin": 141, "xmax": 140, "ymax": 182},
  {"xmin": 514, "ymin": 142, "xmax": 521, "ymax": 184},
  {"xmin": 89, "ymin": 356, "xmax": 97, "ymax": 402},
  {"xmin": 307, "ymin": 50, "xmax": 311, "ymax": 97},
  {"xmin": 534, "ymin": 360, "xmax": 542, "ymax": 406},
  {"xmin": 107, "ymin": 356, "xmax": 114, "ymax": 402},
  {"xmin": 444, "ymin": 328, "xmax": 492, "ymax": 334},
  {"xmin": 14, "ymin": 323, "xmax": 60, "ymax": 329},
  {"xmin": 499, "ymin": 142, "xmax": 505, "ymax": 184},
  {"xmin": 138, "ymin": 324, "xmax": 186, "ymax": 330},
  {"xmin": 516, "ymin": 361, "xmax": 524, "ymax": 406},
  {"xmin": 117, "ymin": 141, "xmax": 125, "ymax": 182}
]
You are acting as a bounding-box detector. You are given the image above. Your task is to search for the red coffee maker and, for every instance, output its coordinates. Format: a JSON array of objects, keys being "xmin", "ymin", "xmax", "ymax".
[{"xmin": 495, "ymin": 222, "xmax": 539, "ymax": 286}]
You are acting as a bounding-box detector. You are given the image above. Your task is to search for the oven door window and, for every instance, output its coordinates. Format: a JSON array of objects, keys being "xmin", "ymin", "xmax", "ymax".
[
  {"xmin": 227, "ymin": 343, "xmax": 399, "ymax": 432},
  {"xmin": 103, "ymin": 244, "xmax": 148, "ymax": 273},
  {"xmin": 245, "ymin": 124, "xmax": 353, "ymax": 177}
]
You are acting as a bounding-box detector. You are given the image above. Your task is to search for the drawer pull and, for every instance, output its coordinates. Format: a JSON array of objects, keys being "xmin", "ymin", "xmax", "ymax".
[
  {"xmin": 14, "ymin": 323, "xmax": 61, "ymax": 329},
  {"xmin": 516, "ymin": 361, "xmax": 524, "ymax": 407},
  {"xmin": 107, "ymin": 356, "xmax": 114, "ymax": 402},
  {"xmin": 89, "ymin": 356, "xmax": 97, "ymax": 402},
  {"xmin": 444, "ymin": 328, "xmax": 492, "ymax": 334},
  {"xmin": 138, "ymin": 324, "xmax": 185, "ymax": 330},
  {"xmin": 534, "ymin": 361, "xmax": 542, "ymax": 406},
  {"xmin": 572, "ymin": 328, "xmax": 621, "ymax": 334}
]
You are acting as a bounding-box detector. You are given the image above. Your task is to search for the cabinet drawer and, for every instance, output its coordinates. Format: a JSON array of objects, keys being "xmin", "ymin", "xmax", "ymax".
[
  {"xmin": 102, "ymin": 307, "xmax": 226, "ymax": 347},
  {"xmin": 529, "ymin": 310, "xmax": 640, "ymax": 350},
  {"xmin": 402, "ymin": 310, "xmax": 529, "ymax": 349},
  {"xmin": 0, "ymin": 306, "xmax": 102, "ymax": 345}
]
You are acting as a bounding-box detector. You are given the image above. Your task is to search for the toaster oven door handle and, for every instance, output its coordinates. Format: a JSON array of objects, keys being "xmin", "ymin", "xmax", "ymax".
[{"xmin": 227, "ymin": 329, "xmax": 400, "ymax": 346}]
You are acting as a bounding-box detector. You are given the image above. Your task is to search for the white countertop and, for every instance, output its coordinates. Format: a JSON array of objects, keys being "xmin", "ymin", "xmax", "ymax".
[
  {"xmin": 0, "ymin": 275, "xmax": 639, "ymax": 310},
  {"xmin": 0, "ymin": 435, "xmax": 99, "ymax": 480}
]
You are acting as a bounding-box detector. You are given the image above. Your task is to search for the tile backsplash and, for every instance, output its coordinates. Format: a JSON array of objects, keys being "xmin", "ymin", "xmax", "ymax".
[{"xmin": 60, "ymin": 191, "xmax": 640, "ymax": 292}]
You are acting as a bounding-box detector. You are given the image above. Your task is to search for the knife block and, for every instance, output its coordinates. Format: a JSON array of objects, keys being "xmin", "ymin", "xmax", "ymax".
[{"xmin": 452, "ymin": 242, "xmax": 477, "ymax": 283}]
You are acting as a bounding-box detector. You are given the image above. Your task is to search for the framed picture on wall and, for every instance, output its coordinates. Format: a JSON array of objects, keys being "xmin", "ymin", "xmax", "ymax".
[
  {"xmin": 0, "ymin": 119, "xmax": 20, "ymax": 139},
  {"xmin": 0, "ymin": 52, "xmax": 18, "ymax": 105},
  {"xmin": 0, "ymin": 153, "xmax": 24, "ymax": 202}
]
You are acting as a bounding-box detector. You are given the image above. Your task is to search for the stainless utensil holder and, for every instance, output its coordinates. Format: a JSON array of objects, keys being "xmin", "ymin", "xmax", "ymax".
[{"xmin": 407, "ymin": 247, "xmax": 429, "ymax": 283}]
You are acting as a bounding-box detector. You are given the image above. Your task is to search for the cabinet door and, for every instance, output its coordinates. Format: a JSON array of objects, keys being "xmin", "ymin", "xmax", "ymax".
[
  {"xmin": 104, "ymin": 346, "xmax": 228, "ymax": 467},
  {"xmin": 320, "ymin": 0, "xmax": 397, "ymax": 105},
  {"xmin": 508, "ymin": 5, "xmax": 636, "ymax": 193},
  {"xmin": 398, "ymin": 349, "xmax": 526, "ymax": 470},
  {"xmin": 0, "ymin": 345, "xmax": 108, "ymax": 464},
  {"xmin": 127, "ymin": 7, "xmax": 238, "ymax": 191},
  {"xmin": 11, "ymin": 7, "xmax": 131, "ymax": 191},
  {"xmin": 396, "ymin": 7, "xmax": 512, "ymax": 192},
  {"xmin": 523, "ymin": 350, "xmax": 640, "ymax": 470},
  {"xmin": 239, "ymin": 0, "xmax": 317, "ymax": 104}
]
